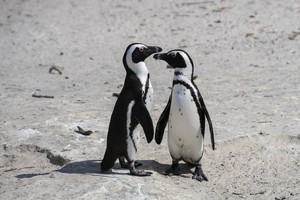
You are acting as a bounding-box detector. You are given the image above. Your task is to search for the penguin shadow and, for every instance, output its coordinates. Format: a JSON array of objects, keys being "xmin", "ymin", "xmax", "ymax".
[
  {"xmin": 134, "ymin": 160, "xmax": 196, "ymax": 178},
  {"xmin": 15, "ymin": 160, "xmax": 101, "ymax": 179},
  {"xmin": 55, "ymin": 159, "xmax": 193, "ymax": 177},
  {"xmin": 15, "ymin": 172, "xmax": 51, "ymax": 179},
  {"xmin": 56, "ymin": 159, "xmax": 101, "ymax": 174},
  {"xmin": 55, "ymin": 159, "xmax": 196, "ymax": 178},
  {"xmin": 56, "ymin": 159, "xmax": 164, "ymax": 175},
  {"xmin": 15, "ymin": 160, "xmax": 194, "ymax": 179},
  {"xmin": 56, "ymin": 159, "xmax": 160, "ymax": 175},
  {"xmin": 54, "ymin": 159, "xmax": 137, "ymax": 176},
  {"xmin": 55, "ymin": 159, "xmax": 167, "ymax": 176}
]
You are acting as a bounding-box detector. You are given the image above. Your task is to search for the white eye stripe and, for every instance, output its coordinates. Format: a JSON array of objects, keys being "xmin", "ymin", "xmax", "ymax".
[{"xmin": 168, "ymin": 52, "xmax": 177, "ymax": 58}]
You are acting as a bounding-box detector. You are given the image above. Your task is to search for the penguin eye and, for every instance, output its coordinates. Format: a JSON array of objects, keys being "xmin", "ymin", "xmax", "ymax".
[
  {"xmin": 139, "ymin": 47, "xmax": 145, "ymax": 52},
  {"xmin": 171, "ymin": 52, "xmax": 176, "ymax": 58}
]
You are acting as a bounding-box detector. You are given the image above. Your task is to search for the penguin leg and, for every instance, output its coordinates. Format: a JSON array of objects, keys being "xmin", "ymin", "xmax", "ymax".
[
  {"xmin": 165, "ymin": 159, "xmax": 180, "ymax": 175},
  {"xmin": 192, "ymin": 164, "xmax": 208, "ymax": 182},
  {"xmin": 119, "ymin": 157, "xmax": 142, "ymax": 169},
  {"xmin": 128, "ymin": 160, "xmax": 152, "ymax": 176}
]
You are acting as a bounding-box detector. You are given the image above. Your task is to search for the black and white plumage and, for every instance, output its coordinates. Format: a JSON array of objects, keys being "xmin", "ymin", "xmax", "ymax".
[
  {"xmin": 153, "ymin": 49, "xmax": 215, "ymax": 181},
  {"xmin": 101, "ymin": 43, "xmax": 162, "ymax": 176}
]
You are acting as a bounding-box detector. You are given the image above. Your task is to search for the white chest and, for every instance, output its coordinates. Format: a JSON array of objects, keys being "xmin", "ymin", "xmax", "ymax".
[
  {"xmin": 169, "ymin": 84, "xmax": 200, "ymax": 135},
  {"xmin": 167, "ymin": 83, "xmax": 203, "ymax": 162},
  {"xmin": 144, "ymin": 81, "xmax": 153, "ymax": 111}
]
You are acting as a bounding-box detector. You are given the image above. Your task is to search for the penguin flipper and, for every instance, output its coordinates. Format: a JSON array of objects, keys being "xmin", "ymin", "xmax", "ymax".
[
  {"xmin": 155, "ymin": 96, "xmax": 171, "ymax": 144},
  {"xmin": 133, "ymin": 98, "xmax": 154, "ymax": 143},
  {"xmin": 198, "ymin": 93, "xmax": 215, "ymax": 150}
]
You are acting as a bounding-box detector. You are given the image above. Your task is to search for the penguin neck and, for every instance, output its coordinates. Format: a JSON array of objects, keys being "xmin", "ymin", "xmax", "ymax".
[
  {"xmin": 174, "ymin": 68, "xmax": 193, "ymax": 81},
  {"xmin": 129, "ymin": 62, "xmax": 149, "ymax": 86}
]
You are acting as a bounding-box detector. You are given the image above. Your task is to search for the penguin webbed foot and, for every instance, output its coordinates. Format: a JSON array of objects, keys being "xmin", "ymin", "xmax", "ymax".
[
  {"xmin": 192, "ymin": 165, "xmax": 208, "ymax": 182},
  {"xmin": 128, "ymin": 161, "xmax": 152, "ymax": 176},
  {"xmin": 119, "ymin": 157, "xmax": 142, "ymax": 169},
  {"xmin": 130, "ymin": 168, "xmax": 152, "ymax": 176},
  {"xmin": 165, "ymin": 161, "xmax": 180, "ymax": 176}
]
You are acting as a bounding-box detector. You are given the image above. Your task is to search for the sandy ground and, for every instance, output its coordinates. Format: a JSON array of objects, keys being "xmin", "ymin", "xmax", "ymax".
[{"xmin": 0, "ymin": 0, "xmax": 300, "ymax": 199}]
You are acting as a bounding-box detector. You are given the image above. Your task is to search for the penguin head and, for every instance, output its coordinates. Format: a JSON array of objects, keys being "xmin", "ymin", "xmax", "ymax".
[
  {"xmin": 153, "ymin": 49, "xmax": 194, "ymax": 79},
  {"xmin": 123, "ymin": 43, "xmax": 162, "ymax": 74}
]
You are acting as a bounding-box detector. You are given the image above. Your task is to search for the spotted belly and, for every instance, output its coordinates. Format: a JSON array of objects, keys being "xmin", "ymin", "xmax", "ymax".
[
  {"xmin": 167, "ymin": 85, "xmax": 204, "ymax": 163},
  {"xmin": 144, "ymin": 82, "xmax": 153, "ymax": 111}
]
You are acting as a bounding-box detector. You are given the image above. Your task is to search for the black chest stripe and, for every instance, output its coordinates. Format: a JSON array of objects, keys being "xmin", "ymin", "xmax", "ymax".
[
  {"xmin": 173, "ymin": 80, "xmax": 204, "ymax": 135},
  {"xmin": 175, "ymin": 71, "xmax": 183, "ymax": 76},
  {"xmin": 142, "ymin": 74, "xmax": 150, "ymax": 104}
]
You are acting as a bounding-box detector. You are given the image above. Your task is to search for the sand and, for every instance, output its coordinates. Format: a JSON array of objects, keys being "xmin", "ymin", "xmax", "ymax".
[{"xmin": 0, "ymin": 0, "xmax": 300, "ymax": 199}]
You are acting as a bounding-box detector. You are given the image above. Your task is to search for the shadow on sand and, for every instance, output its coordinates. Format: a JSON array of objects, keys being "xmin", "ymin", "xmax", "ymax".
[{"xmin": 15, "ymin": 159, "xmax": 195, "ymax": 179}]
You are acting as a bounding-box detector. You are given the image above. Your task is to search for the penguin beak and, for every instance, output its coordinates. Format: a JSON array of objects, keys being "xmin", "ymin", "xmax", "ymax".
[
  {"xmin": 153, "ymin": 52, "xmax": 167, "ymax": 60},
  {"xmin": 147, "ymin": 46, "xmax": 162, "ymax": 55}
]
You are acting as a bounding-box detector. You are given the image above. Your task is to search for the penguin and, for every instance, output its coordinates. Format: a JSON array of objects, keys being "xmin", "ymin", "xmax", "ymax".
[
  {"xmin": 101, "ymin": 43, "xmax": 162, "ymax": 176},
  {"xmin": 153, "ymin": 49, "xmax": 215, "ymax": 181}
]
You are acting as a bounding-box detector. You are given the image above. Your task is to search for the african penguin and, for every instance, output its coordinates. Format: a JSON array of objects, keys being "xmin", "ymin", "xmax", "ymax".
[
  {"xmin": 153, "ymin": 49, "xmax": 215, "ymax": 181},
  {"xmin": 101, "ymin": 43, "xmax": 162, "ymax": 176}
]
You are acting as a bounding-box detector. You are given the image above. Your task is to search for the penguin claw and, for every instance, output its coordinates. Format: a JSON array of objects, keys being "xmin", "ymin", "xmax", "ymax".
[
  {"xmin": 128, "ymin": 160, "xmax": 151, "ymax": 176},
  {"xmin": 192, "ymin": 166, "xmax": 208, "ymax": 182},
  {"xmin": 192, "ymin": 173, "xmax": 208, "ymax": 182}
]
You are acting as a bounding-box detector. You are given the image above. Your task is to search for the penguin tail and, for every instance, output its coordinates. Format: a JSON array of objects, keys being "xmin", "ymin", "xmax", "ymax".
[{"xmin": 101, "ymin": 149, "xmax": 118, "ymax": 172}]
